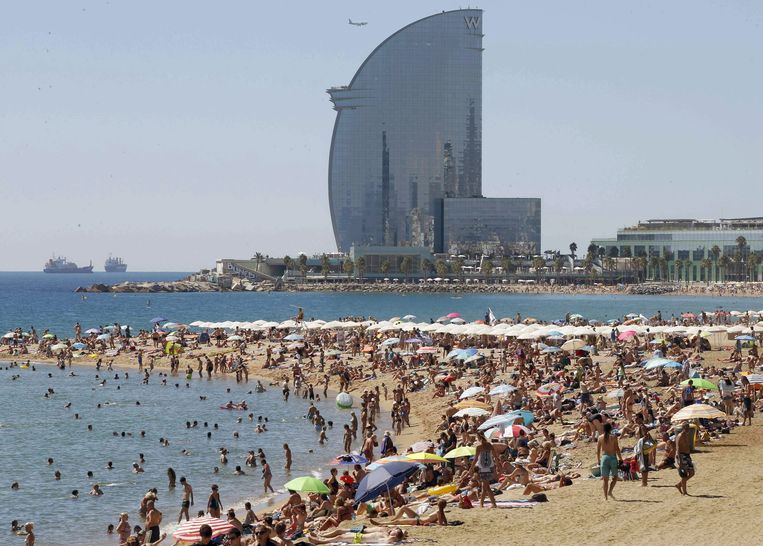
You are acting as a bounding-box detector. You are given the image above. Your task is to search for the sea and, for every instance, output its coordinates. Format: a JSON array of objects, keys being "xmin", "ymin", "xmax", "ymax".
[{"xmin": 2, "ymin": 271, "xmax": 763, "ymax": 545}]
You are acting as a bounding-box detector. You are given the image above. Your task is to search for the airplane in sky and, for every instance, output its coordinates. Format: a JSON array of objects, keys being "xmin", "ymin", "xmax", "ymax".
[{"xmin": 348, "ymin": 19, "xmax": 367, "ymax": 26}]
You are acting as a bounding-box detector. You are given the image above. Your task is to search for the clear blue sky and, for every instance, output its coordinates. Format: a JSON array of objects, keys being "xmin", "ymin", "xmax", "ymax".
[{"xmin": 1, "ymin": 1, "xmax": 761, "ymax": 271}]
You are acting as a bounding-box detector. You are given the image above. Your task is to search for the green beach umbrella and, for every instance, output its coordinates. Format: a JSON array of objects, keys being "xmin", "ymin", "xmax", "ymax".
[
  {"xmin": 443, "ymin": 446, "xmax": 476, "ymax": 459},
  {"xmin": 681, "ymin": 378, "xmax": 716, "ymax": 390},
  {"xmin": 42, "ymin": 333, "xmax": 56, "ymax": 339},
  {"xmin": 283, "ymin": 476, "xmax": 330, "ymax": 494}
]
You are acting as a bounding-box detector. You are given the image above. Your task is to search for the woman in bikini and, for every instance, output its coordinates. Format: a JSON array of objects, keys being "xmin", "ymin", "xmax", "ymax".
[{"xmin": 370, "ymin": 499, "xmax": 448, "ymax": 527}]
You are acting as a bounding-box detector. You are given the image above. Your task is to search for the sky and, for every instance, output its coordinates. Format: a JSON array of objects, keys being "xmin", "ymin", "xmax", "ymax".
[{"xmin": 1, "ymin": 1, "xmax": 762, "ymax": 271}]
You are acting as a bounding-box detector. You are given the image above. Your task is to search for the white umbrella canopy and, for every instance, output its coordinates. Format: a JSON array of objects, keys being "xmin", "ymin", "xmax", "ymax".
[
  {"xmin": 671, "ymin": 403, "xmax": 726, "ymax": 422},
  {"xmin": 459, "ymin": 386, "xmax": 485, "ymax": 399},
  {"xmin": 277, "ymin": 320, "xmax": 298, "ymax": 329},
  {"xmin": 561, "ymin": 339, "xmax": 586, "ymax": 351},
  {"xmin": 453, "ymin": 407, "xmax": 490, "ymax": 418},
  {"xmin": 489, "ymin": 384, "xmax": 518, "ymax": 396}
]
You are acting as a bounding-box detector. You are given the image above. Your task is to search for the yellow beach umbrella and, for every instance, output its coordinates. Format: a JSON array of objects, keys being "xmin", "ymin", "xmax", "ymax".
[
  {"xmin": 443, "ymin": 446, "xmax": 476, "ymax": 459},
  {"xmin": 406, "ymin": 452, "xmax": 448, "ymax": 463}
]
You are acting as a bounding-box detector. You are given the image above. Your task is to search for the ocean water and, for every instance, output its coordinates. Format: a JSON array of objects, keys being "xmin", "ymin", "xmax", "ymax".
[
  {"xmin": 0, "ymin": 363, "xmax": 354, "ymax": 546},
  {"xmin": 2, "ymin": 272, "xmax": 763, "ymax": 335}
]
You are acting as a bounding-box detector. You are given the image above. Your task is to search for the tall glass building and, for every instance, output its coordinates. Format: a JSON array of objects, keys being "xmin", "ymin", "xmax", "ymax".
[{"xmin": 328, "ymin": 9, "xmax": 484, "ymax": 252}]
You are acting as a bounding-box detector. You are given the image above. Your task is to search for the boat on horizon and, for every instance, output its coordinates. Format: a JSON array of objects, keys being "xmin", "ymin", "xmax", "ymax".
[
  {"xmin": 104, "ymin": 255, "xmax": 127, "ymax": 273},
  {"xmin": 43, "ymin": 255, "xmax": 93, "ymax": 274}
]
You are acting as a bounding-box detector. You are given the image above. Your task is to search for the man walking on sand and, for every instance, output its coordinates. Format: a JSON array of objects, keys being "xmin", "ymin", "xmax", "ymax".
[
  {"xmin": 675, "ymin": 424, "xmax": 695, "ymax": 495},
  {"xmin": 597, "ymin": 423, "xmax": 622, "ymax": 500}
]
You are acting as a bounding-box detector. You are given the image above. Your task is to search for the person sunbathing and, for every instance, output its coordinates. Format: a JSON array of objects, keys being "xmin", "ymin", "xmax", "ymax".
[
  {"xmin": 370, "ymin": 499, "xmax": 447, "ymax": 527},
  {"xmin": 308, "ymin": 526, "xmax": 406, "ymax": 544},
  {"xmin": 523, "ymin": 474, "xmax": 576, "ymax": 495}
]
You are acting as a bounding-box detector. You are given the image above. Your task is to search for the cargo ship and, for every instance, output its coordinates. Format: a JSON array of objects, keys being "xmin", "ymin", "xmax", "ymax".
[
  {"xmin": 104, "ymin": 255, "xmax": 127, "ymax": 273},
  {"xmin": 43, "ymin": 255, "xmax": 93, "ymax": 273}
]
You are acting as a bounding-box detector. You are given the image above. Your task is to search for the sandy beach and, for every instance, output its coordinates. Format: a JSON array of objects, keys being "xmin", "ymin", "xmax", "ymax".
[{"xmin": 3, "ymin": 317, "xmax": 763, "ymax": 546}]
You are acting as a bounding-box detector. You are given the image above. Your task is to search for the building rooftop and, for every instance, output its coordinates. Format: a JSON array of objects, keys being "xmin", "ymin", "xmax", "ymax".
[{"xmin": 623, "ymin": 217, "xmax": 763, "ymax": 231}]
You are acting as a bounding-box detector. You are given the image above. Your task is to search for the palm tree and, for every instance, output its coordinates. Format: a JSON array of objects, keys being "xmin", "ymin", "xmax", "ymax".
[
  {"xmin": 701, "ymin": 258, "xmax": 713, "ymax": 284},
  {"xmin": 569, "ymin": 242, "xmax": 578, "ymax": 260},
  {"xmin": 452, "ymin": 257, "xmax": 464, "ymax": 279},
  {"xmin": 283, "ymin": 255, "xmax": 293, "ymax": 271},
  {"xmin": 659, "ymin": 257, "xmax": 668, "ymax": 281},
  {"xmin": 554, "ymin": 256, "xmax": 566, "ymax": 273},
  {"xmin": 298, "ymin": 254, "xmax": 308, "ymax": 279},
  {"xmin": 735, "ymin": 236, "xmax": 748, "ymax": 280},
  {"xmin": 748, "ymin": 252, "xmax": 761, "ymax": 282},
  {"xmin": 633, "ymin": 256, "xmax": 647, "ymax": 282},
  {"xmin": 674, "ymin": 259, "xmax": 684, "ymax": 282},
  {"xmin": 435, "ymin": 259, "xmax": 449, "ymax": 278},
  {"xmin": 354, "ymin": 256, "xmax": 366, "ymax": 280},
  {"xmin": 380, "ymin": 259, "xmax": 390, "ymax": 276},
  {"xmin": 342, "ymin": 257, "xmax": 354, "ymax": 279},
  {"xmin": 399, "ymin": 256, "xmax": 412, "ymax": 281},
  {"xmin": 603, "ymin": 256, "xmax": 615, "ymax": 272},
  {"xmin": 320, "ymin": 254, "xmax": 330, "ymax": 279},
  {"xmin": 710, "ymin": 245, "xmax": 721, "ymax": 281},
  {"xmin": 420, "ymin": 258, "xmax": 432, "ymax": 277},
  {"xmin": 532, "ymin": 257, "xmax": 546, "ymax": 282},
  {"xmin": 482, "ymin": 258, "xmax": 494, "ymax": 280},
  {"xmin": 718, "ymin": 254, "xmax": 731, "ymax": 282},
  {"xmin": 649, "ymin": 256, "xmax": 660, "ymax": 280}
]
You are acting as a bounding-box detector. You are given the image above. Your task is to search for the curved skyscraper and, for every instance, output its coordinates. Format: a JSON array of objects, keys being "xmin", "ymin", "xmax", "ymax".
[{"xmin": 328, "ymin": 9, "xmax": 484, "ymax": 252}]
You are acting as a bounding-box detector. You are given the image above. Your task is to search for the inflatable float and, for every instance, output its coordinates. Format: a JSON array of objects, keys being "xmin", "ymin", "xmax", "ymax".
[{"xmin": 335, "ymin": 392, "xmax": 353, "ymax": 409}]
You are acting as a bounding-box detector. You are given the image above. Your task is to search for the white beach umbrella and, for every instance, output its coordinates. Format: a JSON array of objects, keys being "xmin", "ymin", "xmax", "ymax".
[
  {"xmin": 459, "ymin": 386, "xmax": 485, "ymax": 399},
  {"xmin": 453, "ymin": 407, "xmax": 490, "ymax": 418}
]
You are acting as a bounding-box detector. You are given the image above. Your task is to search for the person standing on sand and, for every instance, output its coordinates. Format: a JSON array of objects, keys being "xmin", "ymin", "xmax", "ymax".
[
  {"xmin": 470, "ymin": 434, "xmax": 498, "ymax": 508},
  {"xmin": 597, "ymin": 423, "xmax": 622, "ymax": 500},
  {"xmin": 675, "ymin": 424, "xmax": 695, "ymax": 495},
  {"xmin": 177, "ymin": 477, "xmax": 193, "ymax": 522}
]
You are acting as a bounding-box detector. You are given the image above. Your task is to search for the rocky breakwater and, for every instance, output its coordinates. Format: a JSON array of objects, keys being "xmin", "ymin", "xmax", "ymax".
[
  {"xmin": 75, "ymin": 280, "xmax": 221, "ymax": 293},
  {"xmin": 624, "ymin": 283, "xmax": 680, "ymax": 295}
]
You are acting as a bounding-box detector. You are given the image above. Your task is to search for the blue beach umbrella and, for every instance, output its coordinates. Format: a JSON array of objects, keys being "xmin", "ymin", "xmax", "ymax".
[
  {"xmin": 735, "ymin": 335, "xmax": 755, "ymax": 341},
  {"xmin": 72, "ymin": 342, "xmax": 87, "ymax": 350},
  {"xmin": 150, "ymin": 316, "xmax": 167, "ymax": 324},
  {"xmin": 507, "ymin": 409, "xmax": 534, "ymax": 426},
  {"xmin": 354, "ymin": 461, "xmax": 420, "ymax": 505},
  {"xmin": 643, "ymin": 357, "xmax": 680, "ymax": 370},
  {"xmin": 96, "ymin": 333, "xmax": 111, "ymax": 341},
  {"xmin": 284, "ymin": 334, "xmax": 304, "ymax": 341}
]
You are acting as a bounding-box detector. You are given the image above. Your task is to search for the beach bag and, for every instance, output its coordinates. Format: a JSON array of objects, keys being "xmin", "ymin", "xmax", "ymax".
[
  {"xmin": 590, "ymin": 464, "xmax": 601, "ymax": 478},
  {"xmin": 530, "ymin": 493, "xmax": 548, "ymax": 502}
]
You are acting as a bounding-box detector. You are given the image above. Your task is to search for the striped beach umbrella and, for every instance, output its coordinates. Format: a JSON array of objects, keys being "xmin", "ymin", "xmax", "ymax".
[{"xmin": 173, "ymin": 516, "xmax": 234, "ymax": 542}]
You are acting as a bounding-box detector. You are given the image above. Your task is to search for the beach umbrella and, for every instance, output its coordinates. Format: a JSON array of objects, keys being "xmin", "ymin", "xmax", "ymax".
[
  {"xmin": 84, "ymin": 328, "xmax": 101, "ymax": 334},
  {"xmin": 402, "ymin": 315, "xmax": 417, "ymax": 321},
  {"xmin": 446, "ymin": 312, "xmax": 461, "ymax": 319},
  {"xmin": 50, "ymin": 343, "xmax": 68, "ymax": 352},
  {"xmin": 444, "ymin": 446, "xmax": 476, "ymax": 459},
  {"xmin": 284, "ymin": 334, "xmax": 304, "ymax": 341},
  {"xmin": 404, "ymin": 337, "xmax": 423, "ymax": 344},
  {"xmin": 452, "ymin": 400, "xmax": 492, "ymax": 411},
  {"xmin": 671, "ymin": 403, "xmax": 726, "ymax": 422},
  {"xmin": 501, "ymin": 424, "xmax": 531, "ymax": 438},
  {"xmin": 681, "ymin": 378, "xmax": 716, "ymax": 390},
  {"xmin": 2, "ymin": 332, "xmax": 15, "ymax": 339},
  {"xmin": 329, "ymin": 453, "xmax": 369, "ymax": 466},
  {"xmin": 283, "ymin": 476, "xmax": 330, "ymax": 494},
  {"xmin": 42, "ymin": 333, "xmax": 56, "ymax": 339},
  {"xmin": 416, "ymin": 346, "xmax": 437, "ymax": 354},
  {"xmin": 489, "ymin": 384, "xmax": 518, "ymax": 396},
  {"xmin": 477, "ymin": 413, "xmax": 522, "ymax": 431},
  {"xmin": 406, "ymin": 452, "xmax": 448, "ymax": 463},
  {"xmin": 643, "ymin": 357, "xmax": 680, "ymax": 370},
  {"xmin": 366, "ymin": 455, "xmax": 412, "ymax": 471},
  {"xmin": 617, "ymin": 330, "xmax": 637, "ymax": 341},
  {"xmin": 735, "ymin": 335, "xmax": 755, "ymax": 341},
  {"xmin": 71, "ymin": 342, "xmax": 87, "ymax": 350},
  {"xmin": 149, "ymin": 317, "xmax": 167, "ymax": 324},
  {"xmin": 453, "ymin": 407, "xmax": 490, "ymax": 418},
  {"xmin": 380, "ymin": 338, "xmax": 400, "ymax": 346},
  {"xmin": 507, "ymin": 409, "xmax": 534, "ymax": 426},
  {"xmin": 542, "ymin": 347, "xmax": 561, "ymax": 354},
  {"xmin": 162, "ymin": 322, "xmax": 179, "ymax": 330},
  {"xmin": 459, "ymin": 386, "xmax": 485, "ymax": 399},
  {"xmin": 173, "ymin": 516, "xmax": 234, "ymax": 542},
  {"xmin": 96, "ymin": 333, "xmax": 111, "ymax": 341},
  {"xmin": 446, "ymin": 348, "xmax": 465, "ymax": 360},
  {"xmin": 450, "ymin": 317, "xmax": 466, "ymax": 324},
  {"xmin": 744, "ymin": 374, "xmax": 763, "ymax": 384},
  {"xmin": 227, "ymin": 335, "xmax": 244, "ymax": 341},
  {"xmin": 536, "ymin": 383, "xmax": 564, "ymax": 397},
  {"xmin": 354, "ymin": 461, "xmax": 420, "ymax": 505},
  {"xmin": 561, "ymin": 339, "xmax": 586, "ymax": 351},
  {"xmin": 464, "ymin": 353, "xmax": 485, "ymax": 364}
]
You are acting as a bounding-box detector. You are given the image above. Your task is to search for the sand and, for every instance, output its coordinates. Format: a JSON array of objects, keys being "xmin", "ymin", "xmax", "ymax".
[{"xmin": 4, "ymin": 339, "xmax": 763, "ymax": 546}]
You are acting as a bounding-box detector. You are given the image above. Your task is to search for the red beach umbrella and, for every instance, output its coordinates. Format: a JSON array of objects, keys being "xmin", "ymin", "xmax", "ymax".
[
  {"xmin": 446, "ymin": 312, "xmax": 461, "ymax": 319},
  {"xmin": 173, "ymin": 516, "xmax": 234, "ymax": 543}
]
